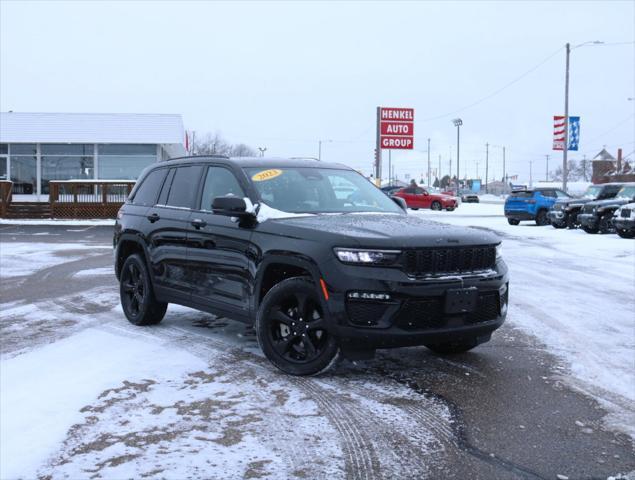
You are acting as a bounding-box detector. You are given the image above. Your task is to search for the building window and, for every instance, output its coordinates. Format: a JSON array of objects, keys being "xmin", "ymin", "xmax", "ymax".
[
  {"xmin": 0, "ymin": 144, "xmax": 8, "ymax": 155},
  {"xmin": 41, "ymin": 144, "xmax": 94, "ymax": 194},
  {"xmin": 9, "ymin": 144, "xmax": 38, "ymax": 194},
  {"xmin": 97, "ymin": 144, "xmax": 157, "ymax": 180},
  {"xmin": 0, "ymin": 157, "xmax": 7, "ymax": 181}
]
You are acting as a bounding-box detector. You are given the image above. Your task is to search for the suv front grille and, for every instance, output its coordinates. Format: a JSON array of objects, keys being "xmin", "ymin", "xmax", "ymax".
[
  {"xmin": 583, "ymin": 204, "xmax": 595, "ymax": 214},
  {"xmin": 394, "ymin": 293, "xmax": 500, "ymax": 330},
  {"xmin": 403, "ymin": 247, "xmax": 496, "ymax": 277},
  {"xmin": 621, "ymin": 208, "xmax": 631, "ymax": 218}
]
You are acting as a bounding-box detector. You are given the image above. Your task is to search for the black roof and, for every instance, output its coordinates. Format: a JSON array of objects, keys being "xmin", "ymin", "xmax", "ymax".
[{"xmin": 162, "ymin": 155, "xmax": 350, "ymax": 170}]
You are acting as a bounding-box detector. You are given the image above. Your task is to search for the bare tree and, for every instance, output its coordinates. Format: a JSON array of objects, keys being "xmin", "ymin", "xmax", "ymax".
[{"xmin": 192, "ymin": 132, "xmax": 255, "ymax": 157}]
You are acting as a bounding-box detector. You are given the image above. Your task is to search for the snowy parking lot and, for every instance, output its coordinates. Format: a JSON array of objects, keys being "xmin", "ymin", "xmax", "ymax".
[{"xmin": 1, "ymin": 209, "xmax": 634, "ymax": 480}]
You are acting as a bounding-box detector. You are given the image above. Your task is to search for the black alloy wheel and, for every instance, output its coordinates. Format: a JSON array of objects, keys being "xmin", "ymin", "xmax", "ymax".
[
  {"xmin": 256, "ymin": 277, "xmax": 339, "ymax": 375},
  {"xmin": 598, "ymin": 213, "xmax": 616, "ymax": 234},
  {"xmin": 566, "ymin": 213, "xmax": 578, "ymax": 229},
  {"xmin": 431, "ymin": 201, "xmax": 442, "ymax": 211},
  {"xmin": 120, "ymin": 254, "xmax": 167, "ymax": 326}
]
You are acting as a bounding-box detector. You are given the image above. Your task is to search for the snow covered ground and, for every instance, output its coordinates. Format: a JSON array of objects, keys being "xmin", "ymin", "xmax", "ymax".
[
  {"xmin": 413, "ymin": 203, "xmax": 635, "ymax": 436},
  {"xmin": 1, "ymin": 217, "xmax": 634, "ymax": 479}
]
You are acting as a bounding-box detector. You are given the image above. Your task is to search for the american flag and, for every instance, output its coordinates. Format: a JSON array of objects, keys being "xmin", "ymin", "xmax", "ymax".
[
  {"xmin": 553, "ymin": 116, "xmax": 566, "ymax": 151},
  {"xmin": 553, "ymin": 116, "xmax": 581, "ymax": 151}
]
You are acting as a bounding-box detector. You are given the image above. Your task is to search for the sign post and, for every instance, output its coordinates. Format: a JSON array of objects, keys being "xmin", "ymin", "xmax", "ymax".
[{"xmin": 376, "ymin": 107, "xmax": 415, "ymax": 186}]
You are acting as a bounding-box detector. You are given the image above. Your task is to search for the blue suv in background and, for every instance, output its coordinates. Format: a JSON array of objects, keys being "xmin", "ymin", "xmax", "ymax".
[{"xmin": 504, "ymin": 188, "xmax": 571, "ymax": 226}]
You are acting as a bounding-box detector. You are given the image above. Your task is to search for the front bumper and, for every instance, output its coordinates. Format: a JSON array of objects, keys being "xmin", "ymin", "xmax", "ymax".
[
  {"xmin": 613, "ymin": 217, "xmax": 635, "ymax": 232},
  {"xmin": 547, "ymin": 210, "xmax": 565, "ymax": 223},
  {"xmin": 578, "ymin": 213, "xmax": 598, "ymax": 228},
  {"xmin": 323, "ymin": 259, "xmax": 509, "ymax": 349}
]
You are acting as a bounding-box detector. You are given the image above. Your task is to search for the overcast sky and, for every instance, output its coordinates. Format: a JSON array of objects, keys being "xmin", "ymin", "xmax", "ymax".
[{"xmin": 1, "ymin": 0, "xmax": 634, "ymax": 183}]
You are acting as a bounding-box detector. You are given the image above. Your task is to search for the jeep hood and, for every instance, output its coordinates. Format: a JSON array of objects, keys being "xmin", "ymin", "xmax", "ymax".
[
  {"xmin": 256, "ymin": 213, "xmax": 500, "ymax": 248},
  {"xmin": 586, "ymin": 198, "xmax": 632, "ymax": 208}
]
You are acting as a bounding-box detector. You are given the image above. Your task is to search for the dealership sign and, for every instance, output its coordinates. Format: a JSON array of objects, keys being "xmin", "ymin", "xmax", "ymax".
[{"xmin": 379, "ymin": 107, "xmax": 414, "ymax": 150}]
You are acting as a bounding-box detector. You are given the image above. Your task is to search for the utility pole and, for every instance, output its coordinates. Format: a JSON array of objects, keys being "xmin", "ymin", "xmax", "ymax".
[
  {"xmin": 503, "ymin": 146, "xmax": 506, "ymax": 187},
  {"xmin": 563, "ymin": 42, "xmax": 571, "ymax": 192},
  {"xmin": 485, "ymin": 143, "xmax": 489, "ymax": 194},
  {"xmin": 476, "ymin": 161, "xmax": 479, "ymax": 179},
  {"xmin": 582, "ymin": 154, "xmax": 588, "ymax": 181},
  {"xmin": 318, "ymin": 140, "xmax": 322, "ymax": 161},
  {"xmin": 529, "ymin": 159, "xmax": 533, "ymax": 188},
  {"xmin": 388, "ymin": 150, "xmax": 392, "ymax": 186},
  {"xmin": 258, "ymin": 147, "xmax": 267, "ymax": 157},
  {"xmin": 438, "ymin": 154, "xmax": 441, "ymax": 183},
  {"xmin": 545, "ymin": 154, "xmax": 550, "ymax": 181},
  {"xmin": 427, "ymin": 138, "xmax": 431, "ymax": 187}
]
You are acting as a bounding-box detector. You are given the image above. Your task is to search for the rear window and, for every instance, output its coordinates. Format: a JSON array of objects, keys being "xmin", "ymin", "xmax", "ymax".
[
  {"xmin": 165, "ymin": 166, "xmax": 203, "ymax": 208},
  {"xmin": 509, "ymin": 191, "xmax": 533, "ymax": 198},
  {"xmin": 131, "ymin": 168, "xmax": 167, "ymax": 206}
]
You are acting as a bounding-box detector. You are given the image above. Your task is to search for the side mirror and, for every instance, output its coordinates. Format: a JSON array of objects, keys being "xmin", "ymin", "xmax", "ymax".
[
  {"xmin": 391, "ymin": 195, "xmax": 408, "ymax": 212},
  {"xmin": 212, "ymin": 196, "xmax": 253, "ymax": 217}
]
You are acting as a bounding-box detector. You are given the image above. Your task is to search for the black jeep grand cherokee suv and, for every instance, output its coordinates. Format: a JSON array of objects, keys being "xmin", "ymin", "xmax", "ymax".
[{"xmin": 114, "ymin": 156, "xmax": 509, "ymax": 375}]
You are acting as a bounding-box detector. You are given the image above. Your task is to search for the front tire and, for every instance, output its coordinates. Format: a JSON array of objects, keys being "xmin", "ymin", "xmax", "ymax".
[
  {"xmin": 583, "ymin": 225, "xmax": 599, "ymax": 234},
  {"xmin": 425, "ymin": 338, "xmax": 479, "ymax": 355},
  {"xmin": 431, "ymin": 201, "xmax": 442, "ymax": 211},
  {"xmin": 617, "ymin": 229, "xmax": 635, "ymax": 239},
  {"xmin": 120, "ymin": 254, "xmax": 167, "ymax": 326},
  {"xmin": 256, "ymin": 277, "xmax": 340, "ymax": 376},
  {"xmin": 598, "ymin": 213, "xmax": 615, "ymax": 234}
]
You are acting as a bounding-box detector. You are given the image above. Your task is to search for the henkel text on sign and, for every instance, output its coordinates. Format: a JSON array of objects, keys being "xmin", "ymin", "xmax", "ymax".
[{"xmin": 379, "ymin": 107, "xmax": 414, "ymax": 150}]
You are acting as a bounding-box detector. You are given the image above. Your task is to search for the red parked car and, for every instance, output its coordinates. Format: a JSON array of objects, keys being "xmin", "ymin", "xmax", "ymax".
[{"xmin": 393, "ymin": 186, "xmax": 457, "ymax": 211}]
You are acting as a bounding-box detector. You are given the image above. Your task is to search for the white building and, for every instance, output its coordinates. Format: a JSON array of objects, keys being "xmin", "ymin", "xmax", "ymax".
[{"xmin": 0, "ymin": 112, "xmax": 186, "ymax": 200}]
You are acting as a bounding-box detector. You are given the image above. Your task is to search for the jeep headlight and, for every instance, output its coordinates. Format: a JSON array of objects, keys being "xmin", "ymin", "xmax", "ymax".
[
  {"xmin": 496, "ymin": 243, "xmax": 503, "ymax": 260},
  {"xmin": 334, "ymin": 248, "xmax": 401, "ymax": 265}
]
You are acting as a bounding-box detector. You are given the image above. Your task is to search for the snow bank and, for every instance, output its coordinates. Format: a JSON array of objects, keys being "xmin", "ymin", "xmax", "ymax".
[{"xmin": 0, "ymin": 328, "xmax": 206, "ymax": 479}]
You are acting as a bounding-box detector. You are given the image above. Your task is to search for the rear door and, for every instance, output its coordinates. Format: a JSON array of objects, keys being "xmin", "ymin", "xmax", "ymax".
[
  {"xmin": 146, "ymin": 165, "xmax": 203, "ymax": 299},
  {"xmin": 186, "ymin": 165, "xmax": 254, "ymax": 318},
  {"xmin": 414, "ymin": 187, "xmax": 431, "ymax": 208}
]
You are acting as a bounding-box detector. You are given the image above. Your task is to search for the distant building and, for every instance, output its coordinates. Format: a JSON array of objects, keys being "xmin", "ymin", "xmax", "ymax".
[
  {"xmin": 591, "ymin": 148, "xmax": 634, "ymax": 184},
  {"xmin": 0, "ymin": 112, "xmax": 186, "ymax": 200}
]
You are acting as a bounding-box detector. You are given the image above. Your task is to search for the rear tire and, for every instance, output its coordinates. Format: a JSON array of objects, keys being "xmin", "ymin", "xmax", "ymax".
[
  {"xmin": 425, "ymin": 338, "xmax": 479, "ymax": 355},
  {"xmin": 535, "ymin": 210, "xmax": 549, "ymax": 226},
  {"xmin": 507, "ymin": 218, "xmax": 520, "ymax": 225},
  {"xmin": 431, "ymin": 201, "xmax": 442, "ymax": 211},
  {"xmin": 120, "ymin": 254, "xmax": 167, "ymax": 326},
  {"xmin": 256, "ymin": 277, "xmax": 340, "ymax": 376},
  {"xmin": 617, "ymin": 229, "xmax": 635, "ymax": 239},
  {"xmin": 552, "ymin": 221, "xmax": 566, "ymax": 229}
]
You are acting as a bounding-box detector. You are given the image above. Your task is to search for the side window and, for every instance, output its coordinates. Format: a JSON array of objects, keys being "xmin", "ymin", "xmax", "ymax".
[
  {"xmin": 131, "ymin": 168, "xmax": 167, "ymax": 206},
  {"xmin": 404, "ymin": 188, "xmax": 415, "ymax": 194},
  {"xmin": 415, "ymin": 187, "xmax": 426, "ymax": 195},
  {"xmin": 165, "ymin": 166, "xmax": 203, "ymax": 208},
  {"xmin": 157, "ymin": 168, "xmax": 176, "ymax": 205},
  {"xmin": 541, "ymin": 190, "xmax": 555, "ymax": 198},
  {"xmin": 199, "ymin": 167, "xmax": 246, "ymax": 210},
  {"xmin": 555, "ymin": 190, "xmax": 569, "ymax": 198}
]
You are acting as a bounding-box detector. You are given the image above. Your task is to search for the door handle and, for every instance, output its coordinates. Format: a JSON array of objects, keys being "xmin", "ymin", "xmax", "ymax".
[
  {"xmin": 147, "ymin": 213, "xmax": 160, "ymax": 223},
  {"xmin": 191, "ymin": 218, "xmax": 207, "ymax": 229}
]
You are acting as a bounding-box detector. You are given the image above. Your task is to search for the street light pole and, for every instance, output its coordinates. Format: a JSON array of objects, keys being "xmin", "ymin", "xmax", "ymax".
[
  {"xmin": 427, "ymin": 138, "xmax": 431, "ymax": 187},
  {"xmin": 563, "ymin": 42, "xmax": 570, "ymax": 192},
  {"xmin": 258, "ymin": 147, "xmax": 267, "ymax": 157},
  {"xmin": 485, "ymin": 143, "xmax": 489, "ymax": 194},
  {"xmin": 318, "ymin": 140, "xmax": 322, "ymax": 161},
  {"xmin": 452, "ymin": 119, "xmax": 462, "ymax": 190},
  {"xmin": 545, "ymin": 154, "xmax": 550, "ymax": 181}
]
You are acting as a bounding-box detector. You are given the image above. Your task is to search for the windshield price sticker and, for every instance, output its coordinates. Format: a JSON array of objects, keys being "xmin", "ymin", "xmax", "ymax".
[{"xmin": 252, "ymin": 169, "xmax": 283, "ymax": 182}]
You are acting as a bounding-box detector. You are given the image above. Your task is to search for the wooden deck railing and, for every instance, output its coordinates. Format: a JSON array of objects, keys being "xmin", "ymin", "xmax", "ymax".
[
  {"xmin": 49, "ymin": 180, "xmax": 136, "ymax": 218},
  {"xmin": 0, "ymin": 181, "xmax": 12, "ymax": 217}
]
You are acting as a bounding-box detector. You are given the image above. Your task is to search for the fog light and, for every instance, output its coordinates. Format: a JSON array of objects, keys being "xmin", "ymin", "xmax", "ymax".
[
  {"xmin": 347, "ymin": 291, "xmax": 391, "ymax": 301},
  {"xmin": 499, "ymin": 283, "xmax": 509, "ymax": 315}
]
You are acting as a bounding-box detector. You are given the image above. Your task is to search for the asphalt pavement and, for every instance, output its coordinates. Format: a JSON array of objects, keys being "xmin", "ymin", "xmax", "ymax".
[{"xmin": 1, "ymin": 224, "xmax": 633, "ymax": 479}]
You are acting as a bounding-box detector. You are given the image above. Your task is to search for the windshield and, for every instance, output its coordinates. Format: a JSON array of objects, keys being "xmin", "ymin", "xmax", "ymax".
[
  {"xmin": 582, "ymin": 185, "xmax": 602, "ymax": 198},
  {"xmin": 616, "ymin": 186, "xmax": 635, "ymax": 199},
  {"xmin": 245, "ymin": 167, "xmax": 403, "ymax": 214}
]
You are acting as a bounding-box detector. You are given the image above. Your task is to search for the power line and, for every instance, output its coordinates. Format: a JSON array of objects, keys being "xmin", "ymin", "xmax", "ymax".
[{"xmin": 420, "ymin": 46, "xmax": 565, "ymax": 122}]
